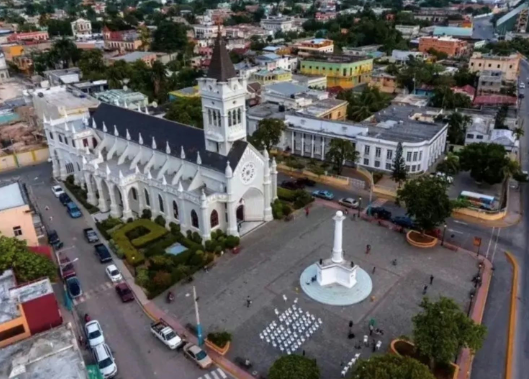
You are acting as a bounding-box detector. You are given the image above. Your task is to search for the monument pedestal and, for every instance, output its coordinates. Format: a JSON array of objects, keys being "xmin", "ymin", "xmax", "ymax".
[{"xmin": 317, "ymin": 260, "xmax": 358, "ymax": 289}]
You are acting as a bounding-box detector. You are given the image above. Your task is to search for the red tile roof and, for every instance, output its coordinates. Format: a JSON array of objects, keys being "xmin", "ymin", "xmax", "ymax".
[{"xmin": 473, "ymin": 95, "xmax": 517, "ymax": 106}]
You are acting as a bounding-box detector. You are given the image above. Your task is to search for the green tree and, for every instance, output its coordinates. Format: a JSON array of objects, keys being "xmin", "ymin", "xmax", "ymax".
[
  {"xmin": 453, "ymin": 67, "xmax": 478, "ymax": 87},
  {"xmin": 494, "ymin": 105, "xmax": 509, "ymax": 129},
  {"xmin": 458, "ymin": 143, "xmax": 517, "ymax": 184},
  {"xmin": 447, "ymin": 112, "xmax": 472, "ymax": 145},
  {"xmin": 151, "ymin": 20, "xmax": 188, "ymax": 53},
  {"xmin": 413, "ymin": 297, "xmax": 487, "ymax": 369},
  {"xmin": 0, "ymin": 235, "xmax": 57, "ymax": 283},
  {"xmin": 249, "ymin": 118, "xmax": 286, "ymax": 151},
  {"xmin": 351, "ymin": 354, "xmax": 435, "ymax": 379},
  {"xmin": 397, "ymin": 175, "xmax": 452, "ymax": 233},
  {"xmin": 391, "ymin": 142, "xmax": 407, "ymax": 187},
  {"xmin": 164, "ymin": 97, "xmax": 203, "ymax": 128},
  {"xmin": 325, "ymin": 139, "xmax": 359, "ymax": 175},
  {"xmin": 269, "ymin": 355, "xmax": 320, "ymax": 379},
  {"xmin": 106, "ymin": 60, "xmax": 132, "ymax": 89},
  {"xmin": 338, "ymin": 87, "xmax": 390, "ymax": 122},
  {"xmin": 78, "ymin": 49, "xmax": 106, "ymax": 80},
  {"xmin": 436, "ymin": 153, "xmax": 460, "ymax": 176},
  {"xmin": 47, "ymin": 19, "xmax": 74, "ymax": 37},
  {"xmin": 150, "ymin": 60, "xmax": 167, "ymax": 100},
  {"xmin": 430, "ymin": 87, "xmax": 472, "ymax": 109},
  {"xmin": 513, "ymin": 126, "xmax": 524, "ymax": 141}
]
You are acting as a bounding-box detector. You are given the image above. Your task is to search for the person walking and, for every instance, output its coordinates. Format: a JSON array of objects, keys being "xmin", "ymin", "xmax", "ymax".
[
  {"xmin": 430, "ymin": 275, "xmax": 434, "ymax": 285},
  {"xmin": 305, "ymin": 207, "xmax": 310, "ymax": 217},
  {"xmin": 365, "ymin": 244, "xmax": 371, "ymax": 255},
  {"xmin": 422, "ymin": 285, "xmax": 428, "ymax": 295},
  {"xmin": 45, "ymin": 206, "xmax": 49, "ymax": 211},
  {"xmin": 369, "ymin": 324, "xmax": 374, "ymax": 336},
  {"xmin": 372, "ymin": 266, "xmax": 376, "ymax": 274},
  {"xmin": 246, "ymin": 296, "xmax": 252, "ymax": 308}
]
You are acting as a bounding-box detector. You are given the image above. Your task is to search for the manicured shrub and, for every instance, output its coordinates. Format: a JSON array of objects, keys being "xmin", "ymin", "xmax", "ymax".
[
  {"xmin": 169, "ymin": 222, "xmax": 180, "ymax": 235},
  {"xmin": 293, "ymin": 190, "xmax": 313, "ymax": 209},
  {"xmin": 141, "ymin": 209, "xmax": 152, "ymax": 219},
  {"xmin": 278, "ymin": 187, "xmax": 297, "ymax": 202},
  {"xmin": 191, "ymin": 231, "xmax": 202, "ymax": 244},
  {"xmin": 112, "ymin": 219, "xmax": 168, "ymax": 265},
  {"xmin": 282, "ymin": 203, "xmax": 292, "ymax": 216},
  {"xmin": 207, "ymin": 332, "xmax": 232, "ymax": 348},
  {"xmin": 127, "ymin": 217, "xmax": 134, "ymax": 223},
  {"xmin": 135, "ymin": 267, "xmax": 149, "ymax": 287},
  {"xmin": 125, "ymin": 226, "xmax": 150, "ymax": 240},
  {"xmin": 225, "ymin": 235, "xmax": 240, "ymax": 249},
  {"xmin": 214, "ymin": 245, "xmax": 223, "ymax": 255},
  {"xmin": 155, "ymin": 215, "xmax": 166, "ymax": 227}
]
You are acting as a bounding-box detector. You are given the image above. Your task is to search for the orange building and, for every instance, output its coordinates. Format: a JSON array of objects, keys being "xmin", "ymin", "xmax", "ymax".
[
  {"xmin": 418, "ymin": 36, "xmax": 468, "ymax": 58},
  {"xmin": 2, "ymin": 44, "xmax": 25, "ymax": 61}
]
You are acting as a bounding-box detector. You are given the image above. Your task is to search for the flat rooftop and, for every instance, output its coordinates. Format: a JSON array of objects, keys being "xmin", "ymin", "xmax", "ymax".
[
  {"xmin": 298, "ymin": 98, "xmax": 347, "ymax": 117},
  {"xmin": 0, "ymin": 324, "xmax": 87, "ymax": 379},
  {"xmin": 9, "ymin": 278, "xmax": 53, "ymax": 304},
  {"xmin": 33, "ymin": 87, "xmax": 99, "ymax": 110},
  {"xmin": 0, "ymin": 269, "xmax": 19, "ymax": 324},
  {"xmin": 110, "ymin": 51, "xmax": 155, "ymax": 63},
  {"xmin": 247, "ymin": 102, "xmax": 286, "ymax": 120},
  {"xmin": 302, "ymin": 55, "xmax": 372, "ymax": 63},
  {"xmin": 0, "ymin": 182, "xmax": 26, "ymax": 211}
]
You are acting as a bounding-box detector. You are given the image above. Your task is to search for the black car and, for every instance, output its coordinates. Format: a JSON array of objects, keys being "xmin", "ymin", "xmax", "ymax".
[
  {"xmin": 296, "ymin": 178, "xmax": 316, "ymax": 187},
  {"xmin": 66, "ymin": 277, "xmax": 82, "ymax": 298},
  {"xmin": 47, "ymin": 230, "xmax": 64, "ymax": 249},
  {"xmin": 94, "ymin": 244, "xmax": 112, "ymax": 263},
  {"xmin": 59, "ymin": 193, "xmax": 72, "ymax": 205},
  {"xmin": 369, "ymin": 207, "xmax": 392, "ymax": 220},
  {"xmin": 280, "ymin": 180, "xmax": 304, "ymax": 190}
]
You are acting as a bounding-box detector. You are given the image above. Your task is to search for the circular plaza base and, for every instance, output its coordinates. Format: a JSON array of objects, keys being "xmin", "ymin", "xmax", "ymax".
[{"xmin": 300, "ymin": 264, "xmax": 373, "ymax": 306}]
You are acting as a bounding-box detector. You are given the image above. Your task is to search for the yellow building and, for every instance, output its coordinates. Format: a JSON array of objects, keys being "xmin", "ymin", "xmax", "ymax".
[
  {"xmin": 251, "ymin": 69, "xmax": 292, "ymax": 85},
  {"xmin": 2, "ymin": 44, "xmax": 25, "ymax": 61},
  {"xmin": 370, "ymin": 72, "xmax": 399, "ymax": 94},
  {"xmin": 300, "ymin": 55, "xmax": 373, "ymax": 89},
  {"xmin": 469, "ymin": 52, "xmax": 520, "ymax": 82},
  {"xmin": 169, "ymin": 86, "xmax": 201, "ymax": 101},
  {"xmin": 0, "ymin": 182, "xmax": 39, "ymax": 246}
]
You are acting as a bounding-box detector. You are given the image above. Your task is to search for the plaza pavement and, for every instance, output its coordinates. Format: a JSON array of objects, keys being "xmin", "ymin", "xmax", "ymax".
[{"xmin": 157, "ymin": 204, "xmax": 480, "ymax": 378}]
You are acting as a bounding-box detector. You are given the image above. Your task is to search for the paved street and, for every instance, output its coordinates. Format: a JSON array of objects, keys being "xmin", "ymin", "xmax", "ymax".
[{"xmin": 0, "ymin": 164, "xmax": 230, "ymax": 379}]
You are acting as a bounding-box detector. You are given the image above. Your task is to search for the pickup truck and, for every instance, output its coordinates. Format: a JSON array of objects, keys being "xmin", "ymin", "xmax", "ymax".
[
  {"xmin": 150, "ymin": 320, "xmax": 184, "ymax": 350},
  {"xmin": 83, "ymin": 228, "xmax": 99, "ymax": 243},
  {"xmin": 94, "ymin": 243, "xmax": 112, "ymax": 263},
  {"xmin": 183, "ymin": 343, "xmax": 213, "ymax": 369}
]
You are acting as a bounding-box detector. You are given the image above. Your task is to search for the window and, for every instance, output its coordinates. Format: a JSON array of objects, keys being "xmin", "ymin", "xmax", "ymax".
[
  {"xmin": 13, "ymin": 226, "xmax": 22, "ymax": 236},
  {"xmin": 49, "ymin": 132, "xmax": 54, "ymax": 140},
  {"xmin": 497, "ymin": 64, "xmax": 500, "ymax": 68},
  {"xmin": 210, "ymin": 210, "xmax": 219, "ymax": 228},
  {"xmin": 144, "ymin": 189, "xmax": 150, "ymax": 206},
  {"xmin": 406, "ymin": 152, "xmax": 412, "ymax": 161},
  {"xmin": 191, "ymin": 210, "xmax": 199, "ymax": 228},
  {"xmin": 173, "ymin": 201, "xmax": 178, "ymax": 219},
  {"xmin": 417, "ymin": 165, "xmax": 421, "ymax": 171},
  {"xmin": 83, "ymin": 138, "xmax": 88, "ymax": 147},
  {"xmin": 131, "ymin": 188, "xmax": 137, "ymax": 200},
  {"xmin": 363, "ymin": 158, "xmax": 369, "ymax": 165},
  {"xmin": 509, "ymin": 65, "xmax": 513, "ymax": 69},
  {"xmin": 413, "ymin": 152, "xmax": 418, "ymax": 161},
  {"xmin": 375, "ymin": 147, "xmax": 381, "ymax": 158},
  {"xmin": 419, "ymin": 151, "xmax": 422, "ymax": 161},
  {"xmin": 374, "ymin": 161, "xmax": 380, "ymax": 168},
  {"xmin": 208, "ymin": 109, "xmax": 212, "ymax": 125},
  {"xmin": 386, "ymin": 162, "xmax": 392, "ymax": 170},
  {"xmin": 58, "ymin": 135, "xmax": 63, "ymax": 143},
  {"xmin": 237, "ymin": 108, "xmax": 241, "ymax": 124},
  {"xmin": 411, "ymin": 165, "xmax": 416, "ymax": 172},
  {"xmin": 466, "ymin": 133, "xmax": 474, "ymax": 138},
  {"xmin": 488, "ymin": 64, "xmax": 491, "ymax": 67},
  {"xmin": 406, "ymin": 165, "xmax": 410, "ymax": 172},
  {"xmin": 386, "ymin": 150, "xmax": 393, "ymax": 160},
  {"xmin": 476, "ymin": 135, "xmax": 484, "ymax": 140},
  {"xmin": 478, "ymin": 63, "xmax": 481, "ymax": 67},
  {"xmin": 364, "ymin": 145, "xmax": 370, "ymax": 155},
  {"xmin": 228, "ymin": 111, "xmax": 232, "ymax": 126},
  {"xmin": 65, "ymin": 138, "xmax": 69, "ymax": 145},
  {"xmin": 71, "ymin": 139, "xmax": 75, "ymax": 147},
  {"xmin": 158, "ymin": 194, "xmax": 164, "ymax": 213},
  {"xmin": 470, "ymin": 62, "xmax": 474, "ymax": 66}
]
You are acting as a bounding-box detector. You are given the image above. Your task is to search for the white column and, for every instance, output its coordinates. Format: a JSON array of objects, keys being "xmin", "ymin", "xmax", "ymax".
[
  {"xmin": 321, "ymin": 137, "xmax": 326, "ymax": 159},
  {"xmin": 59, "ymin": 158, "xmax": 67, "ymax": 180},
  {"xmin": 311, "ymin": 135, "xmax": 315, "ymax": 158},
  {"xmin": 301, "ymin": 133, "xmax": 305, "ymax": 157},
  {"xmin": 177, "ymin": 187, "xmax": 186, "ymax": 229},
  {"xmin": 271, "ymin": 158, "xmax": 278, "ymax": 200},
  {"xmin": 84, "ymin": 172, "xmax": 97, "ymax": 205},
  {"xmin": 200, "ymin": 196, "xmax": 211, "ymax": 241},
  {"xmin": 95, "ymin": 178, "xmax": 109, "ymax": 212},
  {"xmin": 109, "ymin": 185, "xmax": 120, "ymax": 218},
  {"xmin": 52, "ymin": 158, "xmax": 60, "ymax": 178},
  {"xmin": 122, "ymin": 187, "xmax": 133, "ymax": 220},
  {"xmin": 331, "ymin": 211, "xmax": 346, "ymax": 263},
  {"xmin": 263, "ymin": 153, "xmax": 272, "ymax": 222}
]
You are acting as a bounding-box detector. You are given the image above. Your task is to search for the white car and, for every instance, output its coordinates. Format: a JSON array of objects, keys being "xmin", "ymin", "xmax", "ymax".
[
  {"xmin": 51, "ymin": 185, "xmax": 65, "ymax": 198},
  {"xmin": 105, "ymin": 264, "xmax": 123, "ymax": 282},
  {"xmin": 520, "ymin": 82, "xmax": 525, "ymax": 89},
  {"xmin": 338, "ymin": 197, "xmax": 360, "ymax": 209},
  {"xmin": 85, "ymin": 320, "xmax": 105, "ymax": 348},
  {"xmin": 93, "ymin": 343, "xmax": 117, "ymax": 378}
]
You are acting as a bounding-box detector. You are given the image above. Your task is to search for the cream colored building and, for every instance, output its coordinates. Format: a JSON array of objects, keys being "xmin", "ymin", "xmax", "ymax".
[
  {"xmin": 296, "ymin": 38, "xmax": 334, "ymax": 56},
  {"xmin": 469, "ymin": 52, "xmax": 521, "ymax": 82},
  {"xmin": 0, "ymin": 182, "xmax": 38, "ymax": 246}
]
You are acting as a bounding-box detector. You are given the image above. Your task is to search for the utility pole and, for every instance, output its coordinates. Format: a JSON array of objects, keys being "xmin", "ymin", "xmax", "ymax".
[{"xmin": 193, "ymin": 286, "xmax": 204, "ymax": 346}]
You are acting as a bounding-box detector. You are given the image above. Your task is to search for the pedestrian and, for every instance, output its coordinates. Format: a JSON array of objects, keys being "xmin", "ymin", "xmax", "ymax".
[
  {"xmin": 430, "ymin": 275, "xmax": 434, "ymax": 285},
  {"xmin": 305, "ymin": 207, "xmax": 310, "ymax": 217},
  {"xmin": 302, "ymin": 350, "xmax": 306, "ymax": 356},
  {"xmin": 45, "ymin": 206, "xmax": 49, "ymax": 211},
  {"xmin": 369, "ymin": 324, "xmax": 374, "ymax": 336},
  {"xmin": 372, "ymin": 266, "xmax": 376, "ymax": 274},
  {"xmin": 246, "ymin": 296, "xmax": 252, "ymax": 308},
  {"xmin": 365, "ymin": 244, "xmax": 371, "ymax": 255},
  {"xmin": 392, "ymin": 259, "xmax": 397, "ymax": 266},
  {"xmin": 349, "ymin": 320, "xmax": 353, "ymax": 328},
  {"xmin": 49, "ymin": 216, "xmax": 53, "ymax": 222},
  {"xmin": 422, "ymin": 285, "xmax": 428, "ymax": 295}
]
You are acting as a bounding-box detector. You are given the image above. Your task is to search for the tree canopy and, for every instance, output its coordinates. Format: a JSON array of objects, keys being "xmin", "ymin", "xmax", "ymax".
[
  {"xmin": 430, "ymin": 87, "xmax": 472, "ymax": 109},
  {"xmin": 351, "ymin": 354, "xmax": 435, "ymax": 379},
  {"xmin": 337, "ymin": 86, "xmax": 390, "ymax": 122},
  {"xmin": 391, "ymin": 142, "xmax": 407, "ymax": 187},
  {"xmin": 165, "ymin": 97, "xmax": 203, "ymax": 128},
  {"xmin": 436, "ymin": 153, "xmax": 460, "ymax": 176},
  {"xmin": 0, "ymin": 235, "xmax": 56, "ymax": 283},
  {"xmin": 151, "ymin": 20, "xmax": 189, "ymax": 53},
  {"xmin": 326, "ymin": 139, "xmax": 359, "ymax": 174},
  {"xmin": 413, "ymin": 297, "xmax": 487, "ymax": 369},
  {"xmin": 397, "ymin": 175, "xmax": 452, "ymax": 232},
  {"xmin": 249, "ymin": 118, "xmax": 286, "ymax": 151},
  {"xmin": 446, "ymin": 112, "xmax": 472, "ymax": 145},
  {"xmin": 269, "ymin": 355, "xmax": 320, "ymax": 379},
  {"xmin": 458, "ymin": 143, "xmax": 519, "ymax": 185}
]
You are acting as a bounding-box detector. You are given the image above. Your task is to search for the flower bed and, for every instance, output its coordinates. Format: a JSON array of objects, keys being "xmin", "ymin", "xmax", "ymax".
[
  {"xmin": 406, "ymin": 230, "xmax": 438, "ymax": 248},
  {"xmin": 205, "ymin": 332, "xmax": 231, "ymax": 355}
]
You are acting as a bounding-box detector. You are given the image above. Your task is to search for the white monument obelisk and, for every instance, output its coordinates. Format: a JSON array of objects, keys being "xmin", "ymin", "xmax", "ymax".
[{"xmin": 317, "ymin": 211, "xmax": 358, "ymax": 288}]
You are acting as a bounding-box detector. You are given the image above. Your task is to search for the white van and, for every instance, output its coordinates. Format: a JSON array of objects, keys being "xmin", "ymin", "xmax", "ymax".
[{"xmin": 93, "ymin": 343, "xmax": 118, "ymax": 378}]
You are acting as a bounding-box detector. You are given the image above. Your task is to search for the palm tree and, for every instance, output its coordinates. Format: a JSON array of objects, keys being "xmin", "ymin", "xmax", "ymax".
[
  {"xmin": 150, "ymin": 61, "xmax": 167, "ymax": 101},
  {"xmin": 447, "ymin": 112, "xmax": 472, "ymax": 145},
  {"xmin": 513, "ymin": 126, "xmax": 524, "ymax": 141},
  {"xmin": 325, "ymin": 139, "xmax": 359, "ymax": 175},
  {"xmin": 347, "ymin": 87, "xmax": 390, "ymax": 122},
  {"xmin": 436, "ymin": 153, "xmax": 460, "ymax": 176}
]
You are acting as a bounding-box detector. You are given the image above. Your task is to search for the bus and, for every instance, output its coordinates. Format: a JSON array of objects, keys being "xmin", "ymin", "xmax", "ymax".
[{"xmin": 459, "ymin": 191, "xmax": 495, "ymax": 210}]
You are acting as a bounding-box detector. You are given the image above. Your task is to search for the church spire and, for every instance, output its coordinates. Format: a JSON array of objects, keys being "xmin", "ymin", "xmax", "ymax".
[{"xmin": 207, "ymin": 25, "xmax": 236, "ymax": 82}]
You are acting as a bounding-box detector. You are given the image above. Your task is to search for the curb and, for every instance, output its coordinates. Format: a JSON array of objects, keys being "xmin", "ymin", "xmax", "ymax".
[{"xmin": 505, "ymin": 251, "xmax": 519, "ymax": 379}]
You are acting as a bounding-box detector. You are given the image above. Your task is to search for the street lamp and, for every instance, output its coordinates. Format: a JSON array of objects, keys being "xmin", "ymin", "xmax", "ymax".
[
  {"xmin": 441, "ymin": 224, "xmax": 447, "ymax": 246},
  {"xmin": 193, "ymin": 286, "xmax": 204, "ymax": 346},
  {"xmin": 131, "ymin": 256, "xmax": 136, "ymax": 276}
]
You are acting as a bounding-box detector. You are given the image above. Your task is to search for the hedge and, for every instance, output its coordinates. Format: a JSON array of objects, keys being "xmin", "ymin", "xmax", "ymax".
[
  {"xmin": 277, "ymin": 188, "xmax": 314, "ymax": 210},
  {"xmin": 63, "ymin": 177, "xmax": 100, "ymax": 214},
  {"xmin": 278, "ymin": 187, "xmax": 297, "ymax": 202}
]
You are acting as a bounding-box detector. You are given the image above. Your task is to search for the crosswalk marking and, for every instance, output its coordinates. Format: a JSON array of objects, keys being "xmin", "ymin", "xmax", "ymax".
[
  {"xmin": 218, "ymin": 370, "xmax": 227, "ymax": 378},
  {"xmin": 211, "ymin": 371, "xmax": 220, "ymax": 379},
  {"xmin": 198, "ymin": 368, "xmax": 228, "ymax": 379}
]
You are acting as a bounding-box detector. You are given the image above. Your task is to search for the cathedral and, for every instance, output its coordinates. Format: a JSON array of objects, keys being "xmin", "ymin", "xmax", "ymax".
[{"xmin": 44, "ymin": 35, "xmax": 278, "ymax": 239}]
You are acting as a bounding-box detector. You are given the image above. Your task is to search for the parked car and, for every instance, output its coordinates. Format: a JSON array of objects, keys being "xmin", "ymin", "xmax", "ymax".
[
  {"xmin": 94, "ymin": 244, "xmax": 112, "ymax": 263},
  {"xmin": 151, "ymin": 320, "xmax": 184, "ymax": 350},
  {"xmin": 93, "ymin": 343, "xmax": 118, "ymax": 378},
  {"xmin": 59, "ymin": 256, "xmax": 76, "ymax": 280},
  {"xmin": 66, "ymin": 202, "xmax": 82, "ymax": 218},
  {"xmin": 84, "ymin": 228, "xmax": 99, "ymax": 243},
  {"xmin": 85, "ymin": 320, "xmax": 105, "ymax": 348},
  {"xmin": 115, "ymin": 283, "xmax": 134, "ymax": 302},
  {"xmin": 392, "ymin": 216, "xmax": 416, "ymax": 229},
  {"xmin": 338, "ymin": 197, "xmax": 359, "ymax": 209},
  {"xmin": 311, "ymin": 190, "xmax": 334, "ymax": 200},
  {"xmin": 66, "ymin": 277, "xmax": 82, "ymax": 298},
  {"xmin": 59, "ymin": 193, "xmax": 71, "ymax": 205},
  {"xmin": 520, "ymin": 82, "xmax": 525, "ymax": 89},
  {"xmin": 47, "ymin": 230, "xmax": 64, "ymax": 249},
  {"xmin": 183, "ymin": 343, "xmax": 213, "ymax": 369},
  {"xmin": 370, "ymin": 207, "xmax": 392, "ymax": 220},
  {"xmin": 51, "ymin": 185, "xmax": 65, "ymax": 198},
  {"xmin": 105, "ymin": 264, "xmax": 123, "ymax": 282},
  {"xmin": 296, "ymin": 178, "xmax": 316, "ymax": 187},
  {"xmin": 280, "ymin": 180, "xmax": 304, "ymax": 190}
]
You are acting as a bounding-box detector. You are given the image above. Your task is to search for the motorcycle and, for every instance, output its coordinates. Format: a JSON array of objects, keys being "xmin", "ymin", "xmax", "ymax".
[{"xmin": 166, "ymin": 291, "xmax": 175, "ymax": 303}]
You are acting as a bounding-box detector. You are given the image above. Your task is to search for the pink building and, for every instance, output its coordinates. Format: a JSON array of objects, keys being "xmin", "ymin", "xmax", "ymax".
[{"xmin": 7, "ymin": 31, "xmax": 49, "ymax": 44}]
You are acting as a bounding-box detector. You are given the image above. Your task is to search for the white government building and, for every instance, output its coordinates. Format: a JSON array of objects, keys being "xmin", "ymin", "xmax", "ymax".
[{"xmin": 43, "ymin": 36, "xmax": 277, "ymax": 239}]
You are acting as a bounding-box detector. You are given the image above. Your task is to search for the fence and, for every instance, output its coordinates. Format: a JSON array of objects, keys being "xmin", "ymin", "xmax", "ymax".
[{"xmin": 0, "ymin": 147, "xmax": 49, "ymax": 172}]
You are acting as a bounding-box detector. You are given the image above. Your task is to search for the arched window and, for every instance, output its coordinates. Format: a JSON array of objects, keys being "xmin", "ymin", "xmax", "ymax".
[
  {"xmin": 237, "ymin": 108, "xmax": 242, "ymax": 124},
  {"xmin": 144, "ymin": 189, "xmax": 150, "ymax": 206},
  {"xmin": 173, "ymin": 201, "xmax": 178, "ymax": 219},
  {"xmin": 232, "ymin": 110, "xmax": 237, "ymax": 125},
  {"xmin": 131, "ymin": 187, "xmax": 137, "ymax": 200},
  {"xmin": 191, "ymin": 210, "xmax": 199, "ymax": 228},
  {"xmin": 212, "ymin": 110, "xmax": 217, "ymax": 126},
  {"xmin": 210, "ymin": 210, "xmax": 219, "ymax": 228},
  {"xmin": 158, "ymin": 194, "xmax": 164, "ymax": 213}
]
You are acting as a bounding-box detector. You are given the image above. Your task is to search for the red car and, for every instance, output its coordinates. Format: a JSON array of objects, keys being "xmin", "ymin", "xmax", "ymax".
[
  {"xmin": 59, "ymin": 256, "xmax": 76, "ymax": 280},
  {"xmin": 116, "ymin": 283, "xmax": 134, "ymax": 302}
]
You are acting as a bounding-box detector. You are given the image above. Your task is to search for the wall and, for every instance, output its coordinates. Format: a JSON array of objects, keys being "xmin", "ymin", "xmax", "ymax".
[
  {"xmin": 0, "ymin": 148, "xmax": 50, "ymax": 173},
  {"xmin": 0, "ymin": 305, "xmax": 31, "ymax": 348},
  {"xmin": 0, "ymin": 205, "xmax": 39, "ymax": 246}
]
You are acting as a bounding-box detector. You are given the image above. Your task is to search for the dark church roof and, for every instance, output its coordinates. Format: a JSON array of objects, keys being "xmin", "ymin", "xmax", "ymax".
[
  {"xmin": 207, "ymin": 34, "xmax": 237, "ymax": 82},
  {"xmin": 90, "ymin": 103, "xmax": 247, "ymax": 173}
]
